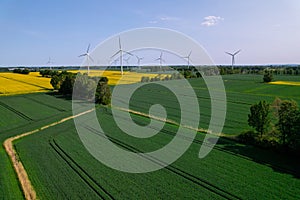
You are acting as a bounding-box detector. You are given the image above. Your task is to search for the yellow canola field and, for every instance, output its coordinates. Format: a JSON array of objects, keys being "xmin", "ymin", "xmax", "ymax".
[
  {"xmin": 0, "ymin": 70, "xmax": 167, "ymax": 95},
  {"xmin": 0, "ymin": 72, "xmax": 52, "ymax": 95},
  {"xmin": 269, "ymin": 81, "xmax": 300, "ymax": 86},
  {"xmin": 70, "ymin": 70, "xmax": 167, "ymax": 85}
]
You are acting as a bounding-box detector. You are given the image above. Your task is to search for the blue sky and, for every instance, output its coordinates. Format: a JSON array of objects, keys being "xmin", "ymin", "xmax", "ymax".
[{"xmin": 1, "ymin": 0, "xmax": 300, "ymax": 66}]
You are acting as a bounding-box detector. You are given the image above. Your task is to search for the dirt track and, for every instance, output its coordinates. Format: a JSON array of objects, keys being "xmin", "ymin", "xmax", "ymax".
[{"xmin": 3, "ymin": 109, "xmax": 94, "ymax": 200}]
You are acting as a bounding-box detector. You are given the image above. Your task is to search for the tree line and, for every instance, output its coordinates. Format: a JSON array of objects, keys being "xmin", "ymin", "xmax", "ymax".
[
  {"xmin": 13, "ymin": 68, "xmax": 30, "ymax": 74},
  {"xmin": 42, "ymin": 70, "xmax": 111, "ymax": 105},
  {"xmin": 219, "ymin": 66, "xmax": 300, "ymax": 76},
  {"xmin": 240, "ymin": 98, "xmax": 300, "ymax": 153}
]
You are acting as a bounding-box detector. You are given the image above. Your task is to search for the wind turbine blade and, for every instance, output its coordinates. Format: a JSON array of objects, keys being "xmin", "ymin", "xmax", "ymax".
[
  {"xmin": 111, "ymin": 50, "xmax": 121, "ymax": 58},
  {"xmin": 225, "ymin": 52, "xmax": 234, "ymax": 56},
  {"xmin": 124, "ymin": 51, "xmax": 133, "ymax": 56},
  {"xmin": 78, "ymin": 54, "xmax": 87, "ymax": 57},
  {"xmin": 119, "ymin": 37, "xmax": 121, "ymax": 49},
  {"xmin": 233, "ymin": 49, "xmax": 241, "ymax": 55},
  {"xmin": 154, "ymin": 58, "xmax": 160, "ymax": 61},
  {"xmin": 87, "ymin": 44, "xmax": 91, "ymax": 53},
  {"xmin": 160, "ymin": 52, "xmax": 163, "ymax": 58},
  {"xmin": 88, "ymin": 55, "xmax": 94, "ymax": 62},
  {"xmin": 188, "ymin": 51, "xmax": 192, "ymax": 57}
]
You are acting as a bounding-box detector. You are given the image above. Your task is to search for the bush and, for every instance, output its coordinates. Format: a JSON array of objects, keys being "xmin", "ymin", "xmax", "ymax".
[
  {"xmin": 141, "ymin": 76, "xmax": 150, "ymax": 83},
  {"xmin": 237, "ymin": 131, "xmax": 257, "ymax": 145},
  {"xmin": 263, "ymin": 71, "xmax": 273, "ymax": 83}
]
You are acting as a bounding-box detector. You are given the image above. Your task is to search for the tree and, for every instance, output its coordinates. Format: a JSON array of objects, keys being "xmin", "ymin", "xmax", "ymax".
[
  {"xmin": 59, "ymin": 73, "xmax": 75, "ymax": 95},
  {"xmin": 50, "ymin": 71, "xmax": 73, "ymax": 90},
  {"xmin": 263, "ymin": 71, "xmax": 273, "ymax": 83},
  {"xmin": 248, "ymin": 100, "xmax": 271, "ymax": 138},
  {"xmin": 277, "ymin": 100, "xmax": 300, "ymax": 147},
  {"xmin": 72, "ymin": 73, "xmax": 97, "ymax": 99},
  {"xmin": 95, "ymin": 79, "xmax": 111, "ymax": 105},
  {"xmin": 50, "ymin": 75, "xmax": 61, "ymax": 90}
]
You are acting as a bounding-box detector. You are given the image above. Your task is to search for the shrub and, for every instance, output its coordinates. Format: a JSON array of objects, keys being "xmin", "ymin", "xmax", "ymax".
[
  {"xmin": 237, "ymin": 131, "xmax": 257, "ymax": 145},
  {"xmin": 263, "ymin": 71, "xmax": 273, "ymax": 83}
]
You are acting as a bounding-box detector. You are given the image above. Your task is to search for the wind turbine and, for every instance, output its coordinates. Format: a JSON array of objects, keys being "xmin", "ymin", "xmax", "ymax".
[
  {"xmin": 155, "ymin": 52, "xmax": 165, "ymax": 69},
  {"xmin": 111, "ymin": 37, "xmax": 133, "ymax": 75},
  {"xmin": 135, "ymin": 55, "xmax": 144, "ymax": 68},
  {"xmin": 46, "ymin": 57, "xmax": 54, "ymax": 70},
  {"xmin": 225, "ymin": 49, "xmax": 241, "ymax": 70},
  {"xmin": 78, "ymin": 44, "xmax": 94, "ymax": 75},
  {"xmin": 124, "ymin": 56, "xmax": 130, "ymax": 64},
  {"xmin": 182, "ymin": 51, "xmax": 192, "ymax": 69},
  {"xmin": 123, "ymin": 56, "xmax": 131, "ymax": 70}
]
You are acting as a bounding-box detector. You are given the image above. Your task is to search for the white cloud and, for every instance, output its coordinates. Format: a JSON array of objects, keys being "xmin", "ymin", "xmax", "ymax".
[
  {"xmin": 148, "ymin": 20, "xmax": 158, "ymax": 24},
  {"xmin": 159, "ymin": 16, "xmax": 179, "ymax": 21},
  {"xmin": 201, "ymin": 16, "xmax": 224, "ymax": 27}
]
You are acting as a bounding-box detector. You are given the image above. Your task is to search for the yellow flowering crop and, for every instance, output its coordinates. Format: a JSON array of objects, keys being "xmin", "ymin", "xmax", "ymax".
[
  {"xmin": 0, "ymin": 72, "xmax": 52, "ymax": 95},
  {"xmin": 73, "ymin": 70, "xmax": 167, "ymax": 85},
  {"xmin": 269, "ymin": 81, "xmax": 300, "ymax": 86},
  {"xmin": 0, "ymin": 70, "xmax": 168, "ymax": 96}
]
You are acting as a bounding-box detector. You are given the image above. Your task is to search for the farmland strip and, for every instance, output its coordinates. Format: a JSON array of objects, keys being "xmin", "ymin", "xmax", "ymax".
[
  {"xmin": 49, "ymin": 139, "xmax": 114, "ymax": 200},
  {"xmin": 109, "ymin": 108, "xmax": 300, "ymax": 178},
  {"xmin": 0, "ymin": 75, "xmax": 50, "ymax": 90},
  {"xmin": 0, "ymin": 101, "xmax": 33, "ymax": 121},
  {"xmin": 84, "ymin": 125, "xmax": 241, "ymax": 200},
  {"xmin": 3, "ymin": 109, "xmax": 94, "ymax": 200},
  {"xmin": 23, "ymin": 96, "xmax": 66, "ymax": 112}
]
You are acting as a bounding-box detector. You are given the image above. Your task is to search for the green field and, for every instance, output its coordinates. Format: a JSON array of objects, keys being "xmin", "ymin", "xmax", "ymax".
[
  {"xmin": 1, "ymin": 75, "xmax": 300, "ymax": 199},
  {"xmin": 0, "ymin": 93, "xmax": 73, "ymax": 199}
]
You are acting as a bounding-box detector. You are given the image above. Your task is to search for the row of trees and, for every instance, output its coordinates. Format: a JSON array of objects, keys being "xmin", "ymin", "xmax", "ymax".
[
  {"xmin": 219, "ymin": 66, "xmax": 300, "ymax": 76},
  {"xmin": 49, "ymin": 71, "xmax": 111, "ymax": 105},
  {"xmin": 140, "ymin": 68, "xmax": 204, "ymax": 83},
  {"xmin": 245, "ymin": 99, "xmax": 300, "ymax": 152},
  {"xmin": 40, "ymin": 70, "xmax": 60, "ymax": 77},
  {"xmin": 141, "ymin": 73, "xmax": 184, "ymax": 82},
  {"xmin": 13, "ymin": 68, "xmax": 30, "ymax": 74}
]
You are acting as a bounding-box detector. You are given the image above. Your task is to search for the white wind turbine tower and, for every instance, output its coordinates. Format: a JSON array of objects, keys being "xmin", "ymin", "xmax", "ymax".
[
  {"xmin": 182, "ymin": 51, "xmax": 192, "ymax": 69},
  {"xmin": 155, "ymin": 52, "xmax": 165, "ymax": 69},
  {"xmin": 46, "ymin": 57, "xmax": 54, "ymax": 70},
  {"xmin": 135, "ymin": 55, "xmax": 143, "ymax": 69},
  {"xmin": 78, "ymin": 44, "xmax": 94, "ymax": 75},
  {"xmin": 225, "ymin": 49, "xmax": 241, "ymax": 70},
  {"xmin": 111, "ymin": 37, "xmax": 133, "ymax": 75}
]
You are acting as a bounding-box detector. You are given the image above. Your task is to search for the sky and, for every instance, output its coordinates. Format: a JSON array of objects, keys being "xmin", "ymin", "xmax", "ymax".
[{"xmin": 1, "ymin": 0, "xmax": 300, "ymax": 66}]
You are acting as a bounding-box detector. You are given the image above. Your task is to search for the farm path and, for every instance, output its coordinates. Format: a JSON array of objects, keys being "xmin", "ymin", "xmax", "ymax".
[{"xmin": 3, "ymin": 109, "xmax": 94, "ymax": 200}]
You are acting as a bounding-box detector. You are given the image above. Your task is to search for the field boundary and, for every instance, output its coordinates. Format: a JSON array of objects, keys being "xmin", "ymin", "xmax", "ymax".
[{"xmin": 3, "ymin": 109, "xmax": 94, "ymax": 200}]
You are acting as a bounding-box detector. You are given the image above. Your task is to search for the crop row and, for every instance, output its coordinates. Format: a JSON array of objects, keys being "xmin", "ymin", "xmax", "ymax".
[{"xmin": 49, "ymin": 139, "xmax": 113, "ymax": 199}]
